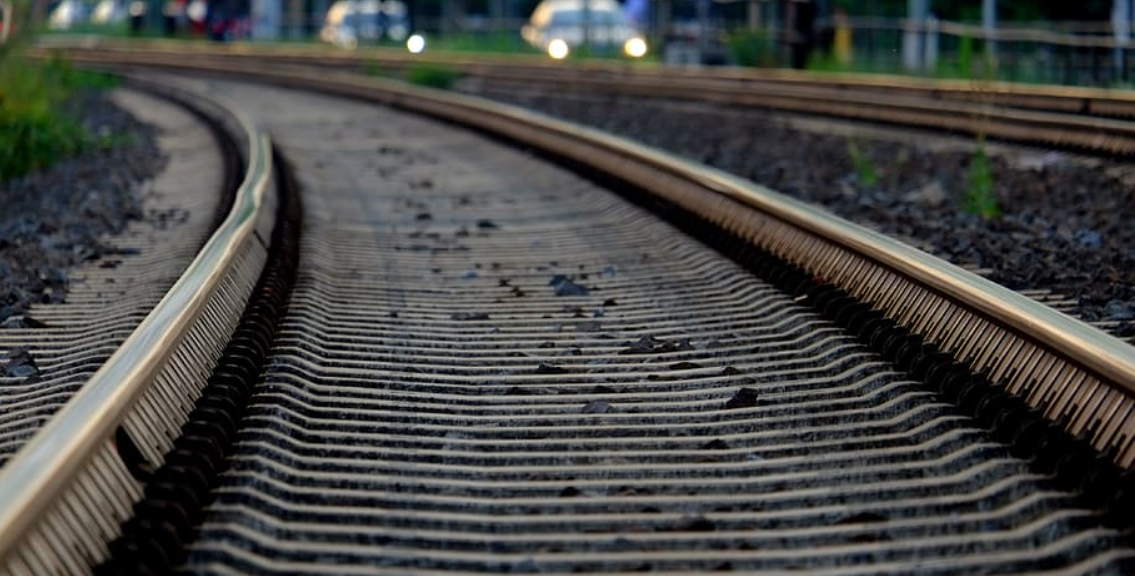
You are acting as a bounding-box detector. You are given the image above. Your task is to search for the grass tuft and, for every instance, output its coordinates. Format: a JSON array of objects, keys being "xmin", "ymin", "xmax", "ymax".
[
  {"xmin": 404, "ymin": 64, "xmax": 460, "ymax": 90},
  {"xmin": 0, "ymin": 54, "xmax": 120, "ymax": 181},
  {"xmin": 847, "ymin": 139, "xmax": 878, "ymax": 187},
  {"xmin": 962, "ymin": 143, "xmax": 1000, "ymax": 219}
]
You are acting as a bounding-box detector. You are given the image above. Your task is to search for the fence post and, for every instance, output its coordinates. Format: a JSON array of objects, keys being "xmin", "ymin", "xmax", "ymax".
[
  {"xmin": 982, "ymin": 0, "xmax": 996, "ymax": 61},
  {"xmin": 902, "ymin": 0, "xmax": 927, "ymax": 71},
  {"xmin": 1114, "ymin": 0, "xmax": 1131, "ymax": 83}
]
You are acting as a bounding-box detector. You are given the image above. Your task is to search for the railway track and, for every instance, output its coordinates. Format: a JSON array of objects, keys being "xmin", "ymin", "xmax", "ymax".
[
  {"xmin": 3, "ymin": 52, "xmax": 1135, "ymax": 574},
  {"xmin": 38, "ymin": 39, "xmax": 1135, "ymax": 156}
]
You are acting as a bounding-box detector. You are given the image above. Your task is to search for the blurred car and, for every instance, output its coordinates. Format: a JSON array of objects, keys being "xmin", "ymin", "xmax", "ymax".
[
  {"xmin": 320, "ymin": 0, "xmax": 409, "ymax": 48},
  {"xmin": 48, "ymin": 0, "xmax": 90, "ymax": 29},
  {"xmin": 522, "ymin": 0, "xmax": 647, "ymax": 59},
  {"xmin": 91, "ymin": 0, "xmax": 128, "ymax": 24}
]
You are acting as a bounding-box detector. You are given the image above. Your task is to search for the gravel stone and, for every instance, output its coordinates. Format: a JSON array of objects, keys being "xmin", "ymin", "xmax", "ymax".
[
  {"xmin": 464, "ymin": 86, "xmax": 1135, "ymax": 338},
  {"xmin": 725, "ymin": 387, "xmax": 760, "ymax": 410},
  {"xmin": 550, "ymin": 274, "xmax": 590, "ymax": 296},
  {"xmin": 0, "ymin": 90, "xmax": 164, "ymax": 325},
  {"xmin": 2, "ymin": 348, "xmax": 37, "ymax": 378}
]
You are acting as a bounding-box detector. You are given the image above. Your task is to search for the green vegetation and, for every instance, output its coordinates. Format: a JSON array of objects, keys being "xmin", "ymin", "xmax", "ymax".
[
  {"xmin": 404, "ymin": 63, "xmax": 461, "ymax": 89},
  {"xmin": 962, "ymin": 143, "xmax": 1000, "ymax": 219},
  {"xmin": 846, "ymin": 139, "xmax": 878, "ymax": 187},
  {"xmin": 726, "ymin": 30, "xmax": 781, "ymax": 68},
  {"xmin": 362, "ymin": 59, "xmax": 388, "ymax": 77},
  {"xmin": 426, "ymin": 31, "xmax": 537, "ymax": 55},
  {"xmin": 0, "ymin": 52, "xmax": 120, "ymax": 180}
]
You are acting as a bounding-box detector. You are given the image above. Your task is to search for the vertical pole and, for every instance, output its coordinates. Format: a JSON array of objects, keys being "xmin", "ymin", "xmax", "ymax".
[
  {"xmin": 656, "ymin": 0, "xmax": 670, "ymax": 38},
  {"xmin": 696, "ymin": 0, "xmax": 709, "ymax": 63},
  {"xmin": 747, "ymin": 0, "xmax": 759, "ymax": 31},
  {"xmin": 581, "ymin": 0, "xmax": 590, "ymax": 55},
  {"xmin": 1114, "ymin": 0, "xmax": 1131, "ymax": 83},
  {"xmin": 288, "ymin": 0, "xmax": 302, "ymax": 37},
  {"xmin": 924, "ymin": 13, "xmax": 938, "ymax": 71},
  {"xmin": 768, "ymin": 0, "xmax": 779, "ymax": 59},
  {"xmin": 488, "ymin": 0, "xmax": 502, "ymax": 39},
  {"xmin": 982, "ymin": 0, "xmax": 996, "ymax": 61},
  {"xmin": 30, "ymin": 0, "xmax": 47, "ymax": 29},
  {"xmin": 902, "ymin": 0, "xmax": 927, "ymax": 71}
]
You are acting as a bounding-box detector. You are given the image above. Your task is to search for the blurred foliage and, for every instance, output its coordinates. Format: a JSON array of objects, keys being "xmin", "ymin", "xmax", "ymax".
[
  {"xmin": 846, "ymin": 139, "xmax": 878, "ymax": 187},
  {"xmin": 362, "ymin": 59, "xmax": 388, "ymax": 77},
  {"xmin": 0, "ymin": 51, "xmax": 119, "ymax": 180},
  {"xmin": 427, "ymin": 31, "xmax": 537, "ymax": 55},
  {"xmin": 962, "ymin": 143, "xmax": 999, "ymax": 219},
  {"xmin": 726, "ymin": 30, "xmax": 780, "ymax": 68},
  {"xmin": 405, "ymin": 63, "xmax": 460, "ymax": 89}
]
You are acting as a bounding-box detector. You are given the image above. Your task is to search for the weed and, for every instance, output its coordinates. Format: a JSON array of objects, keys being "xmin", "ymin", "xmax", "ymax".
[
  {"xmin": 0, "ymin": 53, "xmax": 120, "ymax": 180},
  {"xmin": 847, "ymin": 139, "xmax": 878, "ymax": 187},
  {"xmin": 962, "ymin": 143, "xmax": 1000, "ymax": 218},
  {"xmin": 362, "ymin": 60, "xmax": 387, "ymax": 77},
  {"xmin": 726, "ymin": 30, "xmax": 780, "ymax": 68},
  {"xmin": 405, "ymin": 64, "xmax": 460, "ymax": 90}
]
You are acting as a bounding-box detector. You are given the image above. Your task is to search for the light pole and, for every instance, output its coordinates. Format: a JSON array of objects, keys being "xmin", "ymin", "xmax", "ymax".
[{"xmin": 982, "ymin": 0, "xmax": 996, "ymax": 61}]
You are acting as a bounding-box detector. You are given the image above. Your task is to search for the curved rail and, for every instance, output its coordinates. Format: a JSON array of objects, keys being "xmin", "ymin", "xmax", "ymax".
[
  {"xmin": 49, "ymin": 49, "xmax": 1135, "ymax": 469},
  {"xmin": 5, "ymin": 46, "xmax": 1135, "ymax": 573},
  {"xmin": 38, "ymin": 39, "xmax": 1135, "ymax": 155},
  {"xmin": 0, "ymin": 80, "xmax": 275, "ymax": 572}
]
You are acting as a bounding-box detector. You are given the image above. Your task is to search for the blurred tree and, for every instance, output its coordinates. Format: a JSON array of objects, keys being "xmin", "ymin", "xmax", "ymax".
[{"xmin": 1, "ymin": 0, "xmax": 31, "ymax": 58}]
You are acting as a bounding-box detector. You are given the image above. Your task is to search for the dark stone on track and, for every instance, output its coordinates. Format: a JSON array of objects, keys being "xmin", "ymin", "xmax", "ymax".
[
  {"xmin": 724, "ymin": 387, "xmax": 759, "ymax": 410},
  {"xmin": 2, "ymin": 348, "xmax": 38, "ymax": 378}
]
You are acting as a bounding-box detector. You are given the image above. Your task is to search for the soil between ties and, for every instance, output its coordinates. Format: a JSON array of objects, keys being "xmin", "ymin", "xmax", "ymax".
[{"xmin": 458, "ymin": 84, "xmax": 1135, "ymax": 340}]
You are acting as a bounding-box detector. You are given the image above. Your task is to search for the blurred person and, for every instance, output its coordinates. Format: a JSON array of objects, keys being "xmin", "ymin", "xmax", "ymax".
[{"xmin": 834, "ymin": 7, "xmax": 851, "ymax": 65}]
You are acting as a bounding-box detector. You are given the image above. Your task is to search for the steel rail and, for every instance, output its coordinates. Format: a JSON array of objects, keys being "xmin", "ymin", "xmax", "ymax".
[
  {"xmin": 0, "ymin": 80, "xmax": 275, "ymax": 572},
  {"xmin": 46, "ymin": 51, "xmax": 1135, "ymax": 469},
  {"xmin": 39, "ymin": 42, "xmax": 1135, "ymax": 155},
  {"xmin": 36, "ymin": 38, "xmax": 1135, "ymax": 119}
]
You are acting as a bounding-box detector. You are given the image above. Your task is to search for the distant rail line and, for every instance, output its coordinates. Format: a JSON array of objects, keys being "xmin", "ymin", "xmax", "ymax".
[{"xmin": 42, "ymin": 39, "xmax": 1135, "ymax": 155}]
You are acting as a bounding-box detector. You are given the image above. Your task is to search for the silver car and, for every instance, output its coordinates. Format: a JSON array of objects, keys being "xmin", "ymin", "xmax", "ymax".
[
  {"xmin": 320, "ymin": 0, "xmax": 409, "ymax": 48},
  {"xmin": 521, "ymin": 0, "xmax": 647, "ymax": 59}
]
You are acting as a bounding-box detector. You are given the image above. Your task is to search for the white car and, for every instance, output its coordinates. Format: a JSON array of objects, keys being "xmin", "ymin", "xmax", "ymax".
[
  {"xmin": 320, "ymin": 0, "xmax": 409, "ymax": 49},
  {"xmin": 48, "ymin": 0, "xmax": 90, "ymax": 29},
  {"xmin": 521, "ymin": 0, "xmax": 646, "ymax": 59},
  {"xmin": 91, "ymin": 0, "xmax": 128, "ymax": 24}
]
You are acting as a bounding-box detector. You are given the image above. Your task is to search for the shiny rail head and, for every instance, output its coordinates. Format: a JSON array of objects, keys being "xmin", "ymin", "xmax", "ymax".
[
  {"xmin": 0, "ymin": 79, "xmax": 276, "ymax": 574},
  {"xmin": 49, "ymin": 49, "xmax": 1135, "ymax": 469}
]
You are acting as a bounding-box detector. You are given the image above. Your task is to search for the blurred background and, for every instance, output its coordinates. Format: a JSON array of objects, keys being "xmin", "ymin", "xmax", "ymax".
[{"xmin": 6, "ymin": 0, "xmax": 1135, "ymax": 86}]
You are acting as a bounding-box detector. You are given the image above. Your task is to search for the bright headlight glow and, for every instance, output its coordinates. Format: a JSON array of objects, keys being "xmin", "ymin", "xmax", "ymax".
[
  {"xmin": 407, "ymin": 34, "xmax": 426, "ymax": 54},
  {"xmin": 547, "ymin": 38, "xmax": 569, "ymax": 60},
  {"xmin": 624, "ymin": 37, "xmax": 647, "ymax": 58}
]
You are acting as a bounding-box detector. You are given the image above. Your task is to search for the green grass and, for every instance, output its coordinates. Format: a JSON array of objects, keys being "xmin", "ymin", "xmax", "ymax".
[
  {"xmin": 962, "ymin": 143, "xmax": 1000, "ymax": 219},
  {"xmin": 404, "ymin": 63, "xmax": 460, "ymax": 89},
  {"xmin": 726, "ymin": 30, "xmax": 781, "ymax": 68},
  {"xmin": 0, "ymin": 53, "xmax": 120, "ymax": 181},
  {"xmin": 846, "ymin": 139, "xmax": 878, "ymax": 187},
  {"xmin": 426, "ymin": 31, "xmax": 539, "ymax": 55}
]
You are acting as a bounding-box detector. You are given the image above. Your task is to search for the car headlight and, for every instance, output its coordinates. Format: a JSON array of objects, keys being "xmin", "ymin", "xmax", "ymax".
[
  {"xmin": 547, "ymin": 38, "xmax": 569, "ymax": 60},
  {"xmin": 624, "ymin": 37, "xmax": 647, "ymax": 58},
  {"xmin": 406, "ymin": 33, "xmax": 425, "ymax": 54}
]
